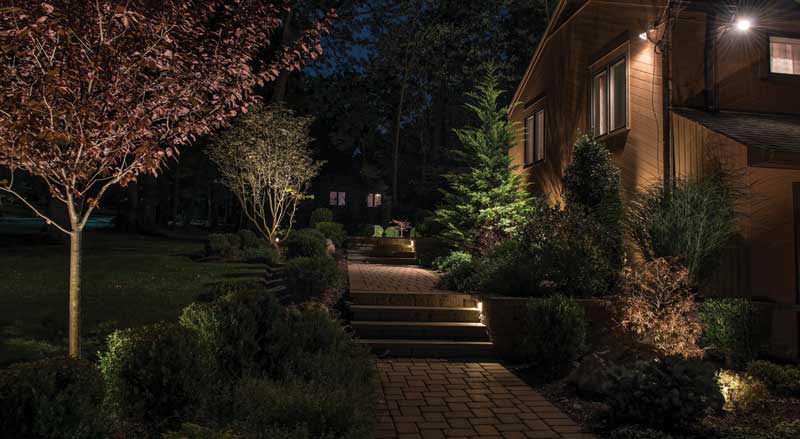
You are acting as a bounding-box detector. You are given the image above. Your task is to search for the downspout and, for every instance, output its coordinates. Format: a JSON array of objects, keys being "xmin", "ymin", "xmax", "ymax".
[{"xmin": 661, "ymin": 20, "xmax": 672, "ymax": 194}]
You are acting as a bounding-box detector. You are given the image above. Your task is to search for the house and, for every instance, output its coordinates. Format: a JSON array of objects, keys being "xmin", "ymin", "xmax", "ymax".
[
  {"xmin": 509, "ymin": 0, "xmax": 800, "ymax": 359},
  {"xmin": 310, "ymin": 161, "xmax": 389, "ymax": 228}
]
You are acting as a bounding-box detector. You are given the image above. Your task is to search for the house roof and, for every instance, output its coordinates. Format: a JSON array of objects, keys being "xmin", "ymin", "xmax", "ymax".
[{"xmin": 673, "ymin": 108, "xmax": 800, "ymax": 153}]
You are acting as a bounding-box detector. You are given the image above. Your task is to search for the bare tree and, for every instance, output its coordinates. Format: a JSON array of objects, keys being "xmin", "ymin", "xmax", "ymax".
[{"xmin": 208, "ymin": 104, "xmax": 322, "ymax": 245}]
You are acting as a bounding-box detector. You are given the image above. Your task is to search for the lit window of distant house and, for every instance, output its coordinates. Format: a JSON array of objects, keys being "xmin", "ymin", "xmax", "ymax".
[
  {"xmin": 367, "ymin": 193, "xmax": 382, "ymax": 208},
  {"xmin": 329, "ymin": 191, "xmax": 346, "ymax": 206},
  {"xmin": 592, "ymin": 57, "xmax": 626, "ymax": 136},
  {"xmin": 770, "ymin": 36, "xmax": 800, "ymax": 75},
  {"xmin": 524, "ymin": 107, "xmax": 545, "ymax": 165}
]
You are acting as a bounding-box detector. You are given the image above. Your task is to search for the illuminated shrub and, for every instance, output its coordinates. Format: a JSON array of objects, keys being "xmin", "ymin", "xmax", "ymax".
[
  {"xmin": 717, "ymin": 370, "xmax": 768, "ymax": 413},
  {"xmin": 435, "ymin": 251, "xmax": 476, "ymax": 292},
  {"xmin": 700, "ymin": 298, "xmax": 767, "ymax": 366},
  {"xmin": 282, "ymin": 229, "xmax": 327, "ymax": 259},
  {"xmin": 618, "ymin": 258, "xmax": 703, "ymax": 358},
  {"xmin": 384, "ymin": 226, "xmax": 400, "ymax": 237},
  {"xmin": 314, "ymin": 221, "xmax": 346, "ymax": 248}
]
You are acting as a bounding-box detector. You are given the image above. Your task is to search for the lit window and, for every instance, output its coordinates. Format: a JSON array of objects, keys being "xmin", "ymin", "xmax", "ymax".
[
  {"xmin": 770, "ymin": 36, "xmax": 800, "ymax": 75},
  {"xmin": 329, "ymin": 191, "xmax": 346, "ymax": 206},
  {"xmin": 592, "ymin": 58, "xmax": 627, "ymax": 136},
  {"xmin": 367, "ymin": 193, "xmax": 382, "ymax": 207},
  {"xmin": 524, "ymin": 107, "xmax": 546, "ymax": 165}
]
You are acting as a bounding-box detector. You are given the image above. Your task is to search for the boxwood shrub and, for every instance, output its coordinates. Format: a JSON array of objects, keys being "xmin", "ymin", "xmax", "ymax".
[
  {"xmin": 314, "ymin": 221, "xmax": 346, "ymax": 248},
  {"xmin": 746, "ymin": 360, "xmax": 800, "ymax": 397},
  {"xmin": 435, "ymin": 251, "xmax": 475, "ymax": 292},
  {"xmin": 699, "ymin": 298, "xmax": 767, "ymax": 366},
  {"xmin": 309, "ymin": 208, "xmax": 334, "ymax": 228},
  {"xmin": 98, "ymin": 322, "xmax": 206, "ymax": 434},
  {"xmin": 606, "ymin": 357, "xmax": 724, "ymax": 430},
  {"xmin": 282, "ymin": 229, "xmax": 327, "ymax": 259},
  {"xmin": 523, "ymin": 295, "xmax": 587, "ymax": 377},
  {"xmin": 284, "ymin": 256, "xmax": 342, "ymax": 301},
  {"xmin": 384, "ymin": 226, "xmax": 400, "ymax": 237},
  {"xmin": 205, "ymin": 233, "xmax": 243, "ymax": 259},
  {"xmin": 0, "ymin": 357, "xmax": 105, "ymax": 439}
]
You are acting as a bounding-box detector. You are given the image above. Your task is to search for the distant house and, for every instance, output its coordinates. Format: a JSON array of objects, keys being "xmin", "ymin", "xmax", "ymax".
[
  {"xmin": 510, "ymin": 0, "xmax": 800, "ymax": 358},
  {"xmin": 311, "ymin": 164, "xmax": 388, "ymax": 227}
]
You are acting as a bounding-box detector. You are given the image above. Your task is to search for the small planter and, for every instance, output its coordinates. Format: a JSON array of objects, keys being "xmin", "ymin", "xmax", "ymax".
[{"xmin": 480, "ymin": 295, "xmax": 615, "ymax": 361}]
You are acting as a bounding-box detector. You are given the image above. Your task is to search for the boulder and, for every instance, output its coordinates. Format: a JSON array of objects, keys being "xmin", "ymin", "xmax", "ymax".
[{"xmin": 326, "ymin": 238, "xmax": 336, "ymax": 256}]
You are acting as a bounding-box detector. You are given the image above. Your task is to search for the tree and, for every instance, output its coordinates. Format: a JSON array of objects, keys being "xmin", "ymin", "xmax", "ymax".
[
  {"xmin": 0, "ymin": 1, "xmax": 333, "ymax": 357},
  {"xmin": 563, "ymin": 134, "xmax": 622, "ymax": 230},
  {"xmin": 434, "ymin": 68, "xmax": 534, "ymax": 253},
  {"xmin": 208, "ymin": 104, "xmax": 321, "ymax": 244}
]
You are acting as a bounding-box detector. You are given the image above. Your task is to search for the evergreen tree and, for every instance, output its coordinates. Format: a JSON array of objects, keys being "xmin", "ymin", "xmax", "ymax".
[
  {"xmin": 435, "ymin": 69, "xmax": 534, "ymax": 253},
  {"xmin": 563, "ymin": 133, "xmax": 622, "ymax": 231}
]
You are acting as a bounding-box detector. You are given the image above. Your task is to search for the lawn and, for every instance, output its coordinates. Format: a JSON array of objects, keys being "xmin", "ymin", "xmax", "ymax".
[{"xmin": 0, "ymin": 231, "xmax": 265, "ymax": 365}]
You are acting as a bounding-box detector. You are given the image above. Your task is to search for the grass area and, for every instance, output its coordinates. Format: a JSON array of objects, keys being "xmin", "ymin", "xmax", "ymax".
[{"xmin": 0, "ymin": 231, "xmax": 265, "ymax": 365}]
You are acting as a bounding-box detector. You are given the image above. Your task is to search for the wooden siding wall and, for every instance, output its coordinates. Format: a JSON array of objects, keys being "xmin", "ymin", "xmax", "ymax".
[{"xmin": 509, "ymin": 0, "xmax": 667, "ymax": 205}]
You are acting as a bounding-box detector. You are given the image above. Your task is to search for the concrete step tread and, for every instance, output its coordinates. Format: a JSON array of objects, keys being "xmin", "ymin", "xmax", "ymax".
[
  {"xmin": 352, "ymin": 321, "xmax": 486, "ymax": 328},
  {"xmin": 356, "ymin": 339, "xmax": 493, "ymax": 346},
  {"xmin": 350, "ymin": 289, "xmax": 471, "ymax": 297},
  {"xmin": 351, "ymin": 305, "xmax": 479, "ymax": 311}
]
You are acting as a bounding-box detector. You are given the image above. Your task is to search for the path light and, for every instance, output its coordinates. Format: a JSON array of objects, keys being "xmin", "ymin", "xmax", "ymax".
[
  {"xmin": 735, "ymin": 17, "xmax": 752, "ymax": 32},
  {"xmin": 639, "ymin": 32, "xmax": 648, "ymax": 40}
]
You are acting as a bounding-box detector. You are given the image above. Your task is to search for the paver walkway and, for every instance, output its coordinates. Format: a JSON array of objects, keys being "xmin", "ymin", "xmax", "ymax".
[
  {"xmin": 349, "ymin": 262, "xmax": 442, "ymax": 292},
  {"xmin": 375, "ymin": 359, "xmax": 597, "ymax": 439}
]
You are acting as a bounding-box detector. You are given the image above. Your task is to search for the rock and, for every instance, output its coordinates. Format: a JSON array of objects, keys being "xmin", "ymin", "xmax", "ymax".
[
  {"xmin": 326, "ymin": 238, "xmax": 336, "ymax": 256},
  {"xmin": 567, "ymin": 352, "xmax": 615, "ymax": 396}
]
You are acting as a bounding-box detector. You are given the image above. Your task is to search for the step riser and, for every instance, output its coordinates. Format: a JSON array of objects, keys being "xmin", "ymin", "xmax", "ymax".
[
  {"xmin": 353, "ymin": 326, "xmax": 489, "ymax": 341},
  {"xmin": 370, "ymin": 251, "xmax": 416, "ymax": 258},
  {"xmin": 352, "ymin": 308, "xmax": 481, "ymax": 322},
  {"xmin": 361, "ymin": 342, "xmax": 494, "ymax": 358},
  {"xmin": 351, "ymin": 292, "xmax": 477, "ymax": 308},
  {"xmin": 364, "ymin": 257, "xmax": 418, "ymax": 265}
]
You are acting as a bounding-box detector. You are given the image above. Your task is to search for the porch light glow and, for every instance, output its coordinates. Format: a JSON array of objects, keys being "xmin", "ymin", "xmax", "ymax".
[
  {"xmin": 735, "ymin": 18, "xmax": 752, "ymax": 32},
  {"xmin": 639, "ymin": 32, "xmax": 648, "ymax": 40}
]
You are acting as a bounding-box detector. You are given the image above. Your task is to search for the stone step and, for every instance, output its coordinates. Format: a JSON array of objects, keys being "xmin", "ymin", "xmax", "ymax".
[
  {"xmin": 350, "ymin": 290, "xmax": 478, "ymax": 308},
  {"xmin": 357, "ymin": 339, "xmax": 495, "ymax": 358},
  {"xmin": 351, "ymin": 305, "xmax": 481, "ymax": 322},
  {"xmin": 363, "ymin": 257, "xmax": 418, "ymax": 266},
  {"xmin": 351, "ymin": 321, "xmax": 489, "ymax": 341}
]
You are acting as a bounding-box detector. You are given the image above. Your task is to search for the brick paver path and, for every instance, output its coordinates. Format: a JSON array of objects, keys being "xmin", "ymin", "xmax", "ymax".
[
  {"xmin": 349, "ymin": 262, "xmax": 442, "ymax": 292},
  {"xmin": 375, "ymin": 359, "xmax": 597, "ymax": 439}
]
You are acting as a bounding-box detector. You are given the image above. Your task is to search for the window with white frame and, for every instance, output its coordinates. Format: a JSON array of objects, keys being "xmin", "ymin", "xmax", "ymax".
[
  {"xmin": 770, "ymin": 36, "xmax": 800, "ymax": 75},
  {"xmin": 366, "ymin": 193, "xmax": 382, "ymax": 208},
  {"xmin": 329, "ymin": 191, "xmax": 346, "ymax": 206},
  {"xmin": 524, "ymin": 107, "xmax": 546, "ymax": 165},
  {"xmin": 592, "ymin": 57, "xmax": 627, "ymax": 136}
]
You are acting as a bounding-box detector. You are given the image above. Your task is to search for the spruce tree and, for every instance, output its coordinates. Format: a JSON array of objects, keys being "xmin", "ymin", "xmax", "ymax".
[{"xmin": 435, "ymin": 69, "xmax": 534, "ymax": 253}]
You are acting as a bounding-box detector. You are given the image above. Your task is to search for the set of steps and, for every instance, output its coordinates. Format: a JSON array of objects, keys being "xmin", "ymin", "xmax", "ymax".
[
  {"xmin": 350, "ymin": 290, "xmax": 494, "ymax": 358},
  {"xmin": 348, "ymin": 237, "xmax": 417, "ymax": 265}
]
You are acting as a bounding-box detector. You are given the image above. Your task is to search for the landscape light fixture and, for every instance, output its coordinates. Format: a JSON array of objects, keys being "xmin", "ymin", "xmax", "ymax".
[
  {"xmin": 639, "ymin": 32, "xmax": 648, "ymax": 40},
  {"xmin": 735, "ymin": 17, "xmax": 752, "ymax": 32}
]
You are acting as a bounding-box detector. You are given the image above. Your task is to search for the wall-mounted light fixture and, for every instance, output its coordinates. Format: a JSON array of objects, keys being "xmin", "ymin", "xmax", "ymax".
[{"xmin": 735, "ymin": 17, "xmax": 752, "ymax": 32}]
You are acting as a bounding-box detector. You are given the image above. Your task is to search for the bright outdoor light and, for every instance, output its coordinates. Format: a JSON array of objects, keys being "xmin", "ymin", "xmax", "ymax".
[
  {"xmin": 735, "ymin": 18, "xmax": 752, "ymax": 31},
  {"xmin": 639, "ymin": 32, "xmax": 648, "ymax": 40}
]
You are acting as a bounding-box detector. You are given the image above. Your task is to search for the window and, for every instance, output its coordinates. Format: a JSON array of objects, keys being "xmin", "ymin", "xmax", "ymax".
[
  {"xmin": 366, "ymin": 193, "xmax": 382, "ymax": 208},
  {"xmin": 770, "ymin": 36, "xmax": 800, "ymax": 75},
  {"xmin": 524, "ymin": 107, "xmax": 546, "ymax": 165},
  {"xmin": 329, "ymin": 191, "xmax": 346, "ymax": 206},
  {"xmin": 592, "ymin": 58, "xmax": 627, "ymax": 136}
]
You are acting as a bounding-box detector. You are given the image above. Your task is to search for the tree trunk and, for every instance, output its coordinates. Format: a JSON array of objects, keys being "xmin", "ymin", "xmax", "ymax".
[
  {"xmin": 392, "ymin": 82, "xmax": 407, "ymax": 208},
  {"xmin": 68, "ymin": 228, "xmax": 82, "ymax": 358},
  {"xmin": 270, "ymin": 11, "xmax": 295, "ymax": 103}
]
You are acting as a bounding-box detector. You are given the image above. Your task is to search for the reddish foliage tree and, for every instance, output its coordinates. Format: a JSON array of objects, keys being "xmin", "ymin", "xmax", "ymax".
[{"xmin": 0, "ymin": 0, "xmax": 333, "ymax": 357}]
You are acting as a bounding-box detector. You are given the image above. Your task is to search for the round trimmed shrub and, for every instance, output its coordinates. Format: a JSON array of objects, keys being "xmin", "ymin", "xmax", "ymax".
[
  {"xmin": 524, "ymin": 295, "xmax": 587, "ymax": 377},
  {"xmin": 282, "ymin": 229, "xmax": 327, "ymax": 259},
  {"xmin": 309, "ymin": 208, "xmax": 334, "ymax": 228},
  {"xmin": 314, "ymin": 221, "xmax": 346, "ymax": 248},
  {"xmin": 474, "ymin": 240, "xmax": 539, "ymax": 296},
  {"xmin": 98, "ymin": 322, "xmax": 206, "ymax": 433},
  {"xmin": 284, "ymin": 256, "xmax": 341, "ymax": 301},
  {"xmin": 434, "ymin": 251, "xmax": 475, "ymax": 292},
  {"xmin": 0, "ymin": 357, "xmax": 105, "ymax": 439},
  {"xmin": 205, "ymin": 233, "xmax": 243, "ymax": 258},
  {"xmin": 237, "ymin": 229, "xmax": 263, "ymax": 249},
  {"xmin": 384, "ymin": 226, "xmax": 400, "ymax": 238},
  {"xmin": 606, "ymin": 357, "xmax": 724, "ymax": 430}
]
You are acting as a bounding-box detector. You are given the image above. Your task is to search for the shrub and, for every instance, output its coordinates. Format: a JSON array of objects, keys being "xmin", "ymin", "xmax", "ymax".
[
  {"xmin": 206, "ymin": 233, "xmax": 243, "ymax": 258},
  {"xmin": 372, "ymin": 224, "xmax": 384, "ymax": 237},
  {"xmin": 0, "ymin": 357, "xmax": 105, "ymax": 439},
  {"xmin": 163, "ymin": 423, "xmax": 245, "ymax": 439},
  {"xmin": 520, "ymin": 206, "xmax": 616, "ymax": 297},
  {"xmin": 606, "ymin": 357, "xmax": 724, "ymax": 430},
  {"xmin": 716, "ymin": 369, "xmax": 768, "ymax": 413},
  {"xmin": 199, "ymin": 280, "xmax": 267, "ymax": 302},
  {"xmin": 284, "ymin": 256, "xmax": 342, "ymax": 301},
  {"xmin": 746, "ymin": 360, "xmax": 800, "ymax": 397},
  {"xmin": 618, "ymin": 258, "xmax": 703, "ymax": 358},
  {"xmin": 309, "ymin": 208, "xmax": 333, "ymax": 228},
  {"xmin": 179, "ymin": 290, "xmax": 285, "ymax": 381},
  {"xmin": 356, "ymin": 224, "xmax": 382, "ymax": 237},
  {"xmin": 237, "ymin": 229, "xmax": 262, "ymax": 249},
  {"xmin": 241, "ymin": 246, "xmax": 279, "ymax": 264},
  {"xmin": 699, "ymin": 298, "xmax": 767, "ymax": 366},
  {"xmin": 282, "ymin": 228, "xmax": 327, "ymax": 259},
  {"xmin": 314, "ymin": 221, "xmax": 346, "ymax": 248},
  {"xmin": 435, "ymin": 251, "xmax": 476, "ymax": 291},
  {"xmin": 564, "ymin": 133, "xmax": 623, "ymax": 234},
  {"xmin": 609, "ymin": 426, "xmax": 675, "ymax": 439},
  {"xmin": 625, "ymin": 167, "xmax": 742, "ymax": 285},
  {"xmin": 384, "ymin": 226, "xmax": 400, "ymax": 237},
  {"xmin": 415, "ymin": 237, "xmax": 450, "ymax": 268},
  {"xmin": 98, "ymin": 322, "xmax": 205, "ymax": 433},
  {"xmin": 524, "ymin": 295, "xmax": 587, "ymax": 377},
  {"xmin": 474, "ymin": 240, "xmax": 539, "ymax": 296}
]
